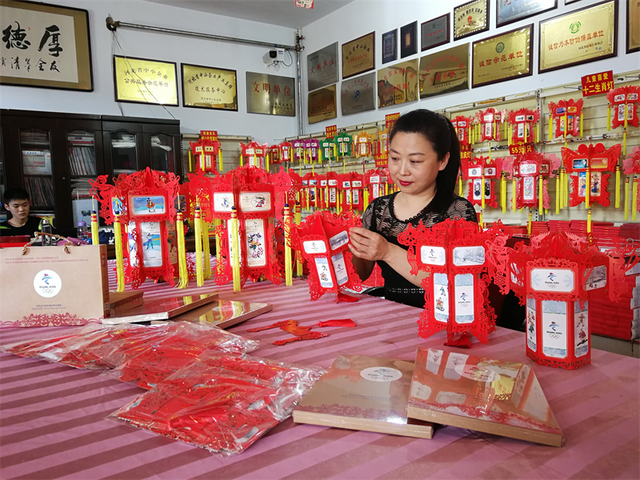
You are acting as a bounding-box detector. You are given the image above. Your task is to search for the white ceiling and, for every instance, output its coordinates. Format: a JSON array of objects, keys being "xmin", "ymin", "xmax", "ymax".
[{"xmin": 141, "ymin": 0, "xmax": 356, "ymax": 29}]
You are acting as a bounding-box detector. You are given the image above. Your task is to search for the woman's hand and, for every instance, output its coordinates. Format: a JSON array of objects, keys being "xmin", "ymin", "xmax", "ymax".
[{"xmin": 348, "ymin": 227, "xmax": 390, "ymax": 262}]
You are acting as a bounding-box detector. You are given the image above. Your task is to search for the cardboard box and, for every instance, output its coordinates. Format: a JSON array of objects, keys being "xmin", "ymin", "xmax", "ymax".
[{"xmin": 0, "ymin": 245, "xmax": 109, "ymax": 327}]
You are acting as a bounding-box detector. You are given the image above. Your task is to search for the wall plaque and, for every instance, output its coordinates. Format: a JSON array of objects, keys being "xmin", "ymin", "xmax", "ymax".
[
  {"xmin": 539, "ymin": 0, "xmax": 617, "ymax": 73},
  {"xmin": 342, "ymin": 32, "xmax": 375, "ymax": 79},
  {"xmin": 421, "ymin": 13, "xmax": 450, "ymax": 51},
  {"xmin": 341, "ymin": 72, "xmax": 376, "ymax": 116},
  {"xmin": 629, "ymin": 0, "xmax": 640, "ymax": 53},
  {"xmin": 496, "ymin": 0, "xmax": 557, "ymax": 28},
  {"xmin": 182, "ymin": 63, "xmax": 237, "ymax": 110},
  {"xmin": 472, "ymin": 25, "xmax": 532, "ymax": 88},
  {"xmin": 246, "ymin": 72, "xmax": 295, "ymax": 116},
  {"xmin": 454, "ymin": 0, "xmax": 489, "ymax": 40},
  {"xmin": 420, "ymin": 43, "xmax": 469, "ymax": 98},
  {"xmin": 0, "ymin": 0, "xmax": 93, "ymax": 91},
  {"xmin": 307, "ymin": 42, "xmax": 338, "ymax": 91},
  {"xmin": 114, "ymin": 55, "xmax": 178, "ymax": 105},
  {"xmin": 377, "ymin": 59, "xmax": 419, "ymax": 108},
  {"xmin": 308, "ymin": 84, "xmax": 337, "ymax": 124}
]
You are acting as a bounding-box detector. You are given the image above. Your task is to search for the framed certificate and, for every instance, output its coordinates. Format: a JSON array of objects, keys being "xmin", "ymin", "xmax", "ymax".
[
  {"xmin": 419, "ymin": 43, "xmax": 469, "ymax": 98},
  {"xmin": 472, "ymin": 25, "xmax": 533, "ymax": 88},
  {"xmin": 307, "ymin": 42, "xmax": 339, "ymax": 91},
  {"xmin": 342, "ymin": 32, "xmax": 375, "ymax": 79},
  {"xmin": 421, "ymin": 13, "xmax": 450, "ymax": 51},
  {"xmin": 0, "ymin": 0, "xmax": 93, "ymax": 91},
  {"xmin": 382, "ymin": 30, "xmax": 397, "ymax": 64},
  {"xmin": 400, "ymin": 21, "xmax": 418, "ymax": 58},
  {"xmin": 496, "ymin": 0, "xmax": 557, "ymax": 28},
  {"xmin": 114, "ymin": 55, "xmax": 178, "ymax": 106},
  {"xmin": 454, "ymin": 0, "xmax": 489, "ymax": 40},
  {"xmin": 539, "ymin": 0, "xmax": 617, "ymax": 73},
  {"xmin": 308, "ymin": 84, "xmax": 337, "ymax": 124},
  {"xmin": 181, "ymin": 63, "xmax": 237, "ymax": 111},
  {"xmin": 628, "ymin": 0, "xmax": 640, "ymax": 53}
]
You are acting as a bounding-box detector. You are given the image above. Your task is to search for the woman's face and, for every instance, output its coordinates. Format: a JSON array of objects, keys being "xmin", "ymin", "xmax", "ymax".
[{"xmin": 388, "ymin": 132, "xmax": 449, "ymax": 197}]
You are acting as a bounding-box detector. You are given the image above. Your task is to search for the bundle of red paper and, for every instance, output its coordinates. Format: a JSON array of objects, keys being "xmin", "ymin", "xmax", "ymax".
[{"xmin": 110, "ymin": 351, "xmax": 324, "ymax": 454}]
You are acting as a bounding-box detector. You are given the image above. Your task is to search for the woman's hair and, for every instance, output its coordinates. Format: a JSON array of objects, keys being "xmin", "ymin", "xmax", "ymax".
[{"xmin": 389, "ymin": 109, "xmax": 460, "ymax": 213}]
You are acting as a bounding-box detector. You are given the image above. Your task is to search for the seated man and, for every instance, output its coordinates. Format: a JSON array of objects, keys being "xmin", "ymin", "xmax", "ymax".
[{"xmin": 1, "ymin": 188, "xmax": 49, "ymax": 238}]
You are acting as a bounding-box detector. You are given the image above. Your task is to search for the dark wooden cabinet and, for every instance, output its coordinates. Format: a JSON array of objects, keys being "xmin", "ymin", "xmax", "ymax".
[{"xmin": 1, "ymin": 110, "xmax": 181, "ymax": 235}]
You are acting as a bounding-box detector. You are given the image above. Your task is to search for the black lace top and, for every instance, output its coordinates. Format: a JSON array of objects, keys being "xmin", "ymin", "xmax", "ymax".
[{"xmin": 361, "ymin": 192, "xmax": 477, "ymax": 308}]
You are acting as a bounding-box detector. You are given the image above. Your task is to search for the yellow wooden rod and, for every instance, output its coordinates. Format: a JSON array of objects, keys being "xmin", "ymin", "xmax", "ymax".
[
  {"xmin": 176, "ymin": 212, "xmax": 189, "ymax": 289},
  {"xmin": 113, "ymin": 214, "xmax": 125, "ymax": 293},
  {"xmin": 231, "ymin": 207, "xmax": 242, "ymax": 292},
  {"xmin": 194, "ymin": 205, "xmax": 204, "ymax": 287},
  {"xmin": 284, "ymin": 204, "xmax": 293, "ymax": 286},
  {"xmin": 91, "ymin": 211, "xmax": 99, "ymax": 245},
  {"xmin": 615, "ymin": 166, "xmax": 621, "ymax": 209}
]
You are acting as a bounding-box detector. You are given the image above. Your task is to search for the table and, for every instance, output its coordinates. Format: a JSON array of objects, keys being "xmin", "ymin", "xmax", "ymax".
[{"xmin": 1, "ymin": 277, "xmax": 639, "ymax": 480}]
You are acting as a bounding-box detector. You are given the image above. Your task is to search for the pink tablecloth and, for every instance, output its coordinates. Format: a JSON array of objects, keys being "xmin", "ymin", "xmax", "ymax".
[{"xmin": 1, "ymin": 276, "xmax": 639, "ymax": 480}]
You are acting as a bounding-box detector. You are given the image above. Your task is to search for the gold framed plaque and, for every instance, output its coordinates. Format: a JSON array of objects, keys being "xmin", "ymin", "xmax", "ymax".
[
  {"xmin": 0, "ymin": 0, "xmax": 93, "ymax": 91},
  {"xmin": 539, "ymin": 0, "xmax": 617, "ymax": 73},
  {"xmin": 308, "ymin": 84, "xmax": 337, "ymax": 124},
  {"xmin": 377, "ymin": 59, "xmax": 419, "ymax": 108},
  {"xmin": 246, "ymin": 72, "xmax": 295, "ymax": 116},
  {"xmin": 342, "ymin": 32, "xmax": 375, "ymax": 79},
  {"xmin": 454, "ymin": 0, "xmax": 489, "ymax": 40},
  {"xmin": 114, "ymin": 56, "xmax": 178, "ymax": 106},
  {"xmin": 181, "ymin": 63, "xmax": 237, "ymax": 111},
  {"xmin": 472, "ymin": 25, "xmax": 532, "ymax": 88},
  {"xmin": 420, "ymin": 43, "xmax": 469, "ymax": 98},
  {"xmin": 628, "ymin": 0, "xmax": 640, "ymax": 53}
]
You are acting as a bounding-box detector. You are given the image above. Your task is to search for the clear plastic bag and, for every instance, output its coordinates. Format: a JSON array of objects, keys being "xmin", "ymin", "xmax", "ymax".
[
  {"xmin": 105, "ymin": 323, "xmax": 260, "ymax": 389},
  {"xmin": 109, "ymin": 352, "xmax": 324, "ymax": 454},
  {"xmin": 1, "ymin": 322, "xmax": 259, "ymax": 375}
]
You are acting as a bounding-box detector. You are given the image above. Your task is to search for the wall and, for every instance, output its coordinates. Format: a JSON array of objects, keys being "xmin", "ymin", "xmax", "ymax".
[
  {"xmin": 301, "ymin": 0, "xmax": 640, "ymax": 132},
  {"xmin": 0, "ymin": 0, "xmax": 299, "ymax": 144}
]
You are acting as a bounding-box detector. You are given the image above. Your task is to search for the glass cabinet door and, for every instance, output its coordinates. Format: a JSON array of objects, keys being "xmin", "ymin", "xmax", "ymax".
[
  {"xmin": 111, "ymin": 131, "xmax": 139, "ymax": 175},
  {"xmin": 67, "ymin": 130, "xmax": 98, "ymax": 227},
  {"xmin": 150, "ymin": 133, "xmax": 174, "ymax": 173},
  {"xmin": 20, "ymin": 128, "xmax": 54, "ymax": 212}
]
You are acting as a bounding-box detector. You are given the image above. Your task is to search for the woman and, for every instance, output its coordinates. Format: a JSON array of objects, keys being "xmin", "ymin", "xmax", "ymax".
[{"xmin": 349, "ymin": 109, "xmax": 477, "ymax": 308}]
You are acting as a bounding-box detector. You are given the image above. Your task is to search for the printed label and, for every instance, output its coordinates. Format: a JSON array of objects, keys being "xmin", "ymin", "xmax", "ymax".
[
  {"xmin": 127, "ymin": 222, "xmax": 138, "ymax": 267},
  {"xmin": 574, "ymin": 301, "xmax": 589, "ymax": 358},
  {"xmin": 453, "ymin": 246, "xmax": 485, "ymax": 267},
  {"xmin": 433, "ymin": 273, "xmax": 449, "ymax": 322},
  {"xmin": 469, "ymin": 167, "xmax": 482, "ymax": 177},
  {"xmin": 140, "ymin": 222, "xmax": 163, "ymax": 267},
  {"xmin": 245, "ymin": 219, "xmax": 266, "ymax": 267},
  {"xmin": 303, "ymin": 240, "xmax": 327, "ymax": 254},
  {"xmin": 315, "ymin": 257, "xmax": 334, "ymax": 288},
  {"xmin": 542, "ymin": 300, "xmax": 567, "ymax": 358},
  {"xmin": 520, "ymin": 163, "xmax": 537, "ymax": 175},
  {"xmin": 531, "ymin": 268, "xmax": 575, "ymax": 293},
  {"xmin": 523, "ymin": 176, "xmax": 535, "ymax": 201},
  {"xmin": 166, "ymin": 221, "xmax": 177, "ymax": 265},
  {"xmin": 421, "ymin": 246, "xmax": 446, "ymax": 266},
  {"xmin": 239, "ymin": 191, "xmax": 271, "ymax": 212},
  {"xmin": 214, "ymin": 192, "xmax": 234, "ymax": 212},
  {"xmin": 329, "ymin": 230, "xmax": 349, "ymax": 250},
  {"xmin": 526, "ymin": 297, "xmax": 537, "ymax": 352},
  {"xmin": 472, "ymin": 178, "xmax": 483, "ymax": 200},
  {"xmin": 585, "ymin": 265, "xmax": 606, "ymax": 290},
  {"xmin": 454, "ymin": 274, "xmax": 474, "ymax": 324},
  {"xmin": 454, "ymin": 364, "xmax": 498, "ymax": 383},
  {"xmin": 331, "ymin": 251, "xmax": 349, "ymax": 286},
  {"xmin": 360, "ymin": 367, "xmax": 402, "ymax": 382},
  {"xmin": 131, "ymin": 195, "xmax": 165, "ymax": 216},
  {"xmin": 33, "ymin": 270, "xmax": 62, "ymax": 298}
]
